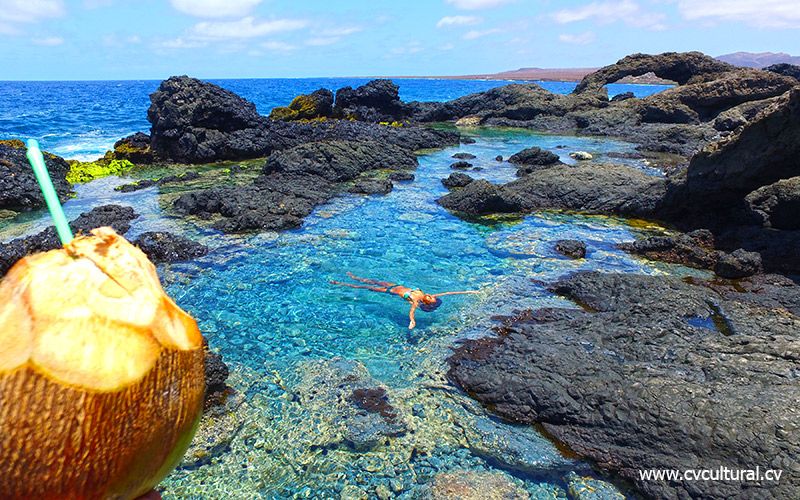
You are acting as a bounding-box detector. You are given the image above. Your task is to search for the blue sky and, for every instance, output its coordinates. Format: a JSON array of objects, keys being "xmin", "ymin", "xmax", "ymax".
[{"xmin": 1, "ymin": 0, "xmax": 798, "ymax": 80}]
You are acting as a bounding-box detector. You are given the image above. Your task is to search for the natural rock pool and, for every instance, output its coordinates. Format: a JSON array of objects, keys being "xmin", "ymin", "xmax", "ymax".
[{"xmin": 1, "ymin": 127, "xmax": 698, "ymax": 498}]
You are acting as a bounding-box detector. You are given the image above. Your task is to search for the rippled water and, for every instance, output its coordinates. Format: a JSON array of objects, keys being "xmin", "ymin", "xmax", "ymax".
[
  {"xmin": 0, "ymin": 78, "xmax": 670, "ymax": 161},
  {"xmin": 0, "ymin": 79, "xmax": 682, "ymax": 498},
  {"xmin": 1, "ymin": 126, "xmax": 691, "ymax": 498}
]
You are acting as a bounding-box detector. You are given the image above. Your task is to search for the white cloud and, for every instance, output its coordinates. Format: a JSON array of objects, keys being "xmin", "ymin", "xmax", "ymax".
[
  {"xmin": 170, "ymin": 0, "xmax": 262, "ymax": 19},
  {"xmin": 437, "ymin": 15, "xmax": 482, "ymax": 28},
  {"xmin": 391, "ymin": 42, "xmax": 424, "ymax": 55},
  {"xmin": 445, "ymin": 0, "xmax": 513, "ymax": 10},
  {"xmin": 552, "ymin": 0, "xmax": 666, "ymax": 30},
  {"xmin": 463, "ymin": 28, "xmax": 500, "ymax": 40},
  {"xmin": 158, "ymin": 37, "xmax": 208, "ymax": 49},
  {"xmin": 306, "ymin": 37, "xmax": 339, "ymax": 46},
  {"xmin": 261, "ymin": 40, "xmax": 295, "ymax": 52},
  {"xmin": 190, "ymin": 17, "xmax": 308, "ymax": 39},
  {"xmin": 304, "ymin": 26, "xmax": 361, "ymax": 47},
  {"xmin": 32, "ymin": 35, "xmax": 63, "ymax": 46},
  {"xmin": 0, "ymin": 0, "xmax": 64, "ymax": 34},
  {"xmin": 676, "ymin": 0, "xmax": 800, "ymax": 28},
  {"xmin": 319, "ymin": 26, "xmax": 361, "ymax": 36},
  {"xmin": 558, "ymin": 31, "xmax": 596, "ymax": 45}
]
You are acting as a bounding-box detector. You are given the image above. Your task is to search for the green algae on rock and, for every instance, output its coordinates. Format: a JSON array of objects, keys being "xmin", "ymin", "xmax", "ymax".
[
  {"xmin": 66, "ymin": 158, "xmax": 136, "ymax": 184},
  {"xmin": 269, "ymin": 89, "xmax": 334, "ymax": 121}
]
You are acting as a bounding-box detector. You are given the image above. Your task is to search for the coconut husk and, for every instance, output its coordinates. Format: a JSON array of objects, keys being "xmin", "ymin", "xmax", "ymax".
[{"xmin": 0, "ymin": 227, "xmax": 205, "ymax": 500}]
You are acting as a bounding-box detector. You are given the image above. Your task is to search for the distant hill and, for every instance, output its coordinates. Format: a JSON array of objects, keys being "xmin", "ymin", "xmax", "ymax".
[
  {"xmin": 410, "ymin": 52, "xmax": 800, "ymax": 83},
  {"xmin": 439, "ymin": 67, "xmax": 670, "ymax": 84},
  {"xmin": 716, "ymin": 52, "xmax": 800, "ymax": 68}
]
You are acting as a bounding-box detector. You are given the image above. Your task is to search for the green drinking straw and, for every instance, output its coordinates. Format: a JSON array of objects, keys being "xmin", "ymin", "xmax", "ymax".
[{"xmin": 26, "ymin": 139, "xmax": 73, "ymax": 246}]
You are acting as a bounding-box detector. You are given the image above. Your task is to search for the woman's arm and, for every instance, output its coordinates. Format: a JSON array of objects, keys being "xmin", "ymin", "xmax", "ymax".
[
  {"xmin": 408, "ymin": 301, "xmax": 418, "ymax": 330},
  {"xmin": 432, "ymin": 290, "xmax": 480, "ymax": 298}
]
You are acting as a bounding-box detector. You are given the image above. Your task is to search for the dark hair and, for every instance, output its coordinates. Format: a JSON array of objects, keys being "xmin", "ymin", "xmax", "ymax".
[{"xmin": 419, "ymin": 297, "xmax": 442, "ymax": 312}]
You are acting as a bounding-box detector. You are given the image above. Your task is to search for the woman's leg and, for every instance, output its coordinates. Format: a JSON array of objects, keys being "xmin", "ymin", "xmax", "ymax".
[
  {"xmin": 331, "ymin": 280, "xmax": 389, "ymax": 293},
  {"xmin": 346, "ymin": 272, "xmax": 397, "ymax": 288}
]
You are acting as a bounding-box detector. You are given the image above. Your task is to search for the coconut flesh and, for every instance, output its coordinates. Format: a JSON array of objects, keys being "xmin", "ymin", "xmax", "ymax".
[{"xmin": 0, "ymin": 227, "xmax": 205, "ymax": 499}]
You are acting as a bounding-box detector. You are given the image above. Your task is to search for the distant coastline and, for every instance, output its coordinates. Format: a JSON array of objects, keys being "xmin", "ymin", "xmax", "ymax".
[{"xmin": 379, "ymin": 68, "xmax": 674, "ymax": 85}]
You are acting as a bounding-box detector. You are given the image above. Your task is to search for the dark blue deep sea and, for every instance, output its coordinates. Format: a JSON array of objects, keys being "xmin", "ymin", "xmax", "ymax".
[{"xmin": 0, "ymin": 79, "xmax": 684, "ymax": 498}]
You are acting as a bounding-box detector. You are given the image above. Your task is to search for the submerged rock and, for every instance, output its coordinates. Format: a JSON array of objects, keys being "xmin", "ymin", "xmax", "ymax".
[
  {"xmin": 423, "ymin": 470, "xmax": 530, "ymax": 500},
  {"xmin": 452, "ymin": 152, "xmax": 477, "ymax": 160},
  {"xmin": 294, "ymin": 358, "xmax": 406, "ymax": 452},
  {"xmin": 0, "ymin": 205, "xmax": 138, "ymax": 277},
  {"xmin": 0, "ymin": 140, "xmax": 71, "ymax": 211},
  {"xmin": 133, "ymin": 231, "xmax": 209, "ymax": 263},
  {"xmin": 554, "ymin": 239, "xmax": 587, "ymax": 259},
  {"xmin": 203, "ymin": 340, "xmax": 231, "ymax": 411},
  {"xmin": 448, "ymin": 271, "xmax": 800, "ymax": 499}
]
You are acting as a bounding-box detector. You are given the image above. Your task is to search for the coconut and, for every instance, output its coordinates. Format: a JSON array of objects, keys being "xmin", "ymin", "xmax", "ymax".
[{"xmin": 0, "ymin": 227, "xmax": 205, "ymax": 499}]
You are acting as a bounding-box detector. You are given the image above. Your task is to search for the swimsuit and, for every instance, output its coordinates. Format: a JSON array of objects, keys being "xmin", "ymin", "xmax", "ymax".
[{"xmin": 388, "ymin": 285, "xmax": 421, "ymax": 301}]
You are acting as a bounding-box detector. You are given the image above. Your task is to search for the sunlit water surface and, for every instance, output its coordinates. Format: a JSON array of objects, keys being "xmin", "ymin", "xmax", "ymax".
[
  {"xmin": 0, "ymin": 127, "xmax": 699, "ymax": 499},
  {"xmin": 0, "ymin": 79, "xmax": 683, "ymax": 498}
]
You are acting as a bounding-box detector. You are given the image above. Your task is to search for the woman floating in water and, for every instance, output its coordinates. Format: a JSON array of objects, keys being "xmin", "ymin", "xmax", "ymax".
[{"xmin": 331, "ymin": 272, "xmax": 479, "ymax": 329}]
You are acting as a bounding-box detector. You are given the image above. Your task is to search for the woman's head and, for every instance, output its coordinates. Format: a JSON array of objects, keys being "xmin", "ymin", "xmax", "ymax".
[{"xmin": 419, "ymin": 294, "xmax": 442, "ymax": 312}]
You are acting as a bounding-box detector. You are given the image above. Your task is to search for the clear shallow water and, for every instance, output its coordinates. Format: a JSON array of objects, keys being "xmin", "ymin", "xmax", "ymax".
[
  {"xmin": 0, "ymin": 78, "xmax": 671, "ymax": 160},
  {"xmin": 0, "ymin": 126, "xmax": 691, "ymax": 498},
  {"xmin": 0, "ymin": 79, "xmax": 682, "ymax": 498}
]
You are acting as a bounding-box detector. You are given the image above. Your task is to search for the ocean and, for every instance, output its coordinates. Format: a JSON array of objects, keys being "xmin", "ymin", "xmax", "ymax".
[{"xmin": 0, "ymin": 78, "xmax": 670, "ymax": 160}]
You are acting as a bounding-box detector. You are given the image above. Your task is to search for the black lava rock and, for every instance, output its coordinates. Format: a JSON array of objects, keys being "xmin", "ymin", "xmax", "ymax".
[
  {"xmin": 714, "ymin": 248, "xmax": 763, "ymax": 279},
  {"xmin": 450, "ymin": 161, "xmax": 473, "ymax": 170},
  {"xmin": 449, "ymin": 271, "xmax": 800, "ymax": 499},
  {"xmin": 0, "ymin": 205, "xmax": 138, "ymax": 277},
  {"xmin": 0, "ymin": 140, "xmax": 72, "ymax": 211},
  {"xmin": 508, "ymin": 147, "xmax": 560, "ymax": 167},
  {"xmin": 610, "ymin": 91, "xmax": 635, "ymax": 102},
  {"xmin": 388, "ymin": 172, "xmax": 415, "ymax": 182},
  {"xmin": 441, "ymin": 172, "xmax": 475, "ymax": 189},
  {"xmin": 452, "ymin": 152, "xmax": 477, "ymax": 160},
  {"xmin": 116, "ymin": 171, "xmax": 201, "ymax": 193},
  {"xmin": 133, "ymin": 231, "xmax": 209, "ymax": 263},
  {"xmin": 203, "ymin": 340, "xmax": 231, "ymax": 410},
  {"xmin": 554, "ymin": 239, "xmax": 587, "ymax": 259},
  {"xmin": 349, "ymin": 179, "xmax": 394, "ymax": 195},
  {"xmin": 334, "ymin": 80, "xmax": 408, "ymax": 122}
]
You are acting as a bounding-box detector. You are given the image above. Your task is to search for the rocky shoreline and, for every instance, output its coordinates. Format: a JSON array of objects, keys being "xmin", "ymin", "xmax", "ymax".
[{"xmin": 1, "ymin": 50, "xmax": 798, "ymax": 499}]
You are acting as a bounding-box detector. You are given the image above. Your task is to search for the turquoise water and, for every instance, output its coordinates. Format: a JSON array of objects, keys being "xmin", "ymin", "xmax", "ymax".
[{"xmin": 0, "ymin": 127, "xmax": 687, "ymax": 498}]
